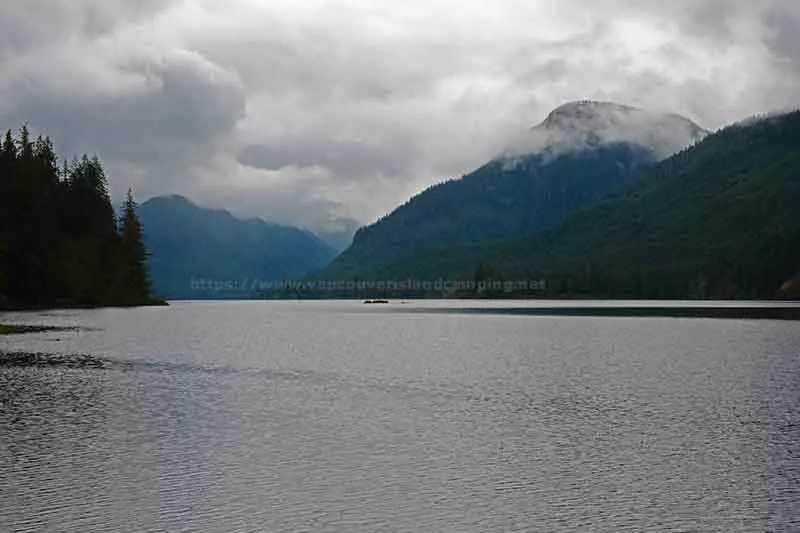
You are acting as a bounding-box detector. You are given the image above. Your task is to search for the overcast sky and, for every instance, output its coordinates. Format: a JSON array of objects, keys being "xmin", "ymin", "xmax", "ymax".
[{"xmin": 1, "ymin": 0, "xmax": 798, "ymax": 231}]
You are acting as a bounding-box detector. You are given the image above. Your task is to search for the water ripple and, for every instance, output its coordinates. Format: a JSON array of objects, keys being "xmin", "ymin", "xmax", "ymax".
[{"xmin": 2, "ymin": 302, "xmax": 799, "ymax": 531}]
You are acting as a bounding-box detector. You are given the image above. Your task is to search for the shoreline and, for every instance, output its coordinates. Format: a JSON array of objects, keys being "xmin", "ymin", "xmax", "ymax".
[
  {"xmin": 0, "ymin": 299, "xmax": 168, "ymax": 313},
  {"xmin": 397, "ymin": 305, "xmax": 800, "ymax": 321}
]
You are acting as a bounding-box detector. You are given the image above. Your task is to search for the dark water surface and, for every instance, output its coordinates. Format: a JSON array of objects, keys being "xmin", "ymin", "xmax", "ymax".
[{"xmin": 2, "ymin": 301, "xmax": 799, "ymax": 532}]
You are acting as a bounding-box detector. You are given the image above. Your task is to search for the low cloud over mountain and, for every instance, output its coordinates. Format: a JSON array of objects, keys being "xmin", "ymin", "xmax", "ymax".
[{"xmin": 504, "ymin": 101, "xmax": 708, "ymax": 162}]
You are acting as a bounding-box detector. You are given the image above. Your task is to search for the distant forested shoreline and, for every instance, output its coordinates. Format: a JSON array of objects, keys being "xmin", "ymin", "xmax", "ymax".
[{"xmin": 0, "ymin": 127, "xmax": 158, "ymax": 309}]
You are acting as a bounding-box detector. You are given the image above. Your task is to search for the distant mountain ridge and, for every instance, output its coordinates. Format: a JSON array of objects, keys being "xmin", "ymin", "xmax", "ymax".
[
  {"xmin": 138, "ymin": 195, "xmax": 337, "ymax": 298},
  {"xmin": 321, "ymin": 101, "xmax": 707, "ymax": 280}
]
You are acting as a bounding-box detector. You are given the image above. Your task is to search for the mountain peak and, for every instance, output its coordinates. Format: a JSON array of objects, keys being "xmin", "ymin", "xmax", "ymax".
[
  {"xmin": 504, "ymin": 100, "xmax": 708, "ymax": 161},
  {"xmin": 141, "ymin": 194, "xmax": 195, "ymax": 208},
  {"xmin": 542, "ymin": 100, "xmax": 647, "ymax": 129}
]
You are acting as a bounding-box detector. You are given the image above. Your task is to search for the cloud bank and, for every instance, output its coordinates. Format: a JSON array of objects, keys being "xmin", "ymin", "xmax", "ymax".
[{"xmin": 1, "ymin": 0, "xmax": 798, "ymax": 231}]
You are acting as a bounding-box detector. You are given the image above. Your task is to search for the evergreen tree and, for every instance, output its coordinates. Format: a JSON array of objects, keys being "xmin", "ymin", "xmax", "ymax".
[
  {"xmin": 0, "ymin": 130, "xmax": 17, "ymax": 305},
  {"xmin": 62, "ymin": 155, "xmax": 122, "ymax": 305},
  {"xmin": 3, "ymin": 126, "xmax": 63, "ymax": 307},
  {"xmin": 119, "ymin": 189, "xmax": 151, "ymax": 303}
]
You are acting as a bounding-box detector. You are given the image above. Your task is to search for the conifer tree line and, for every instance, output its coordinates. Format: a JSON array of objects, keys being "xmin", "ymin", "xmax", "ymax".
[{"xmin": 0, "ymin": 126, "xmax": 154, "ymax": 309}]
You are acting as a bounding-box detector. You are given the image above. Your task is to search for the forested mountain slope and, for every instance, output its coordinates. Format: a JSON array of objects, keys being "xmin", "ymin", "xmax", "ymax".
[
  {"xmin": 322, "ymin": 101, "xmax": 706, "ymax": 279},
  {"xmin": 366, "ymin": 111, "xmax": 800, "ymax": 299}
]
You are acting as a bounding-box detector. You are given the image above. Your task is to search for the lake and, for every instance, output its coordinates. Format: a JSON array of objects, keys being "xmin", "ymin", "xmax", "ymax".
[{"xmin": 2, "ymin": 300, "xmax": 799, "ymax": 532}]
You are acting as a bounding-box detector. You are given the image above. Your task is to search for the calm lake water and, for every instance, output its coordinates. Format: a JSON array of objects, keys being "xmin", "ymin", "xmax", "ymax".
[{"xmin": 2, "ymin": 300, "xmax": 799, "ymax": 532}]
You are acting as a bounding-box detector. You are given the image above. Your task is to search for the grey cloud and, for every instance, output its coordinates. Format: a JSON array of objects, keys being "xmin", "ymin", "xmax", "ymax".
[
  {"xmin": 195, "ymin": 35, "xmax": 445, "ymax": 103},
  {"xmin": 0, "ymin": 0, "xmax": 798, "ymax": 232},
  {"xmin": 573, "ymin": 0, "xmax": 754, "ymax": 41},
  {"xmin": 238, "ymin": 139, "xmax": 410, "ymax": 179},
  {"xmin": 764, "ymin": 5, "xmax": 800, "ymax": 71},
  {"xmin": 3, "ymin": 46, "xmax": 245, "ymax": 196},
  {"xmin": 0, "ymin": 0, "xmax": 173, "ymax": 52},
  {"xmin": 107, "ymin": 52, "xmax": 246, "ymax": 149}
]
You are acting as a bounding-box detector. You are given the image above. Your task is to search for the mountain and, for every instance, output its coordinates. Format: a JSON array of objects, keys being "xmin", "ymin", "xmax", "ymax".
[
  {"xmin": 138, "ymin": 195, "xmax": 337, "ymax": 298},
  {"xmin": 322, "ymin": 101, "xmax": 707, "ymax": 279},
  {"xmin": 348, "ymin": 111, "xmax": 800, "ymax": 299}
]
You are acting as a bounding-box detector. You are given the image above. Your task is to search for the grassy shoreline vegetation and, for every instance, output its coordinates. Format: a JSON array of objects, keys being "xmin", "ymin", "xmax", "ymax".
[
  {"xmin": 0, "ymin": 126, "xmax": 159, "ymax": 310},
  {"xmin": 0, "ymin": 350, "xmax": 105, "ymax": 368},
  {"xmin": 0, "ymin": 324, "xmax": 76, "ymax": 335}
]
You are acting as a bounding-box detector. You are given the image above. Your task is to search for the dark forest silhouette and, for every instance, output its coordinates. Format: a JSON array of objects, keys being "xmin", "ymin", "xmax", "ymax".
[{"xmin": 0, "ymin": 126, "xmax": 154, "ymax": 309}]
